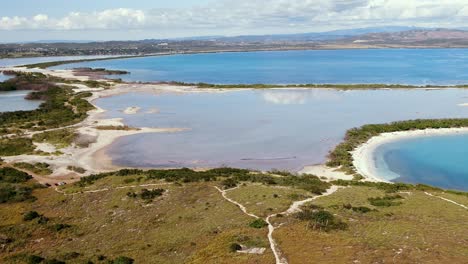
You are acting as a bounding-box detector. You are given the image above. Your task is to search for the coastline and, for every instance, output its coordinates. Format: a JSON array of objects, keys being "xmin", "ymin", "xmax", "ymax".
[
  {"xmin": 4, "ymin": 66, "xmax": 468, "ymax": 185},
  {"xmin": 351, "ymin": 127, "xmax": 468, "ymax": 182},
  {"xmin": 1, "ymin": 73, "xmax": 188, "ymax": 183}
]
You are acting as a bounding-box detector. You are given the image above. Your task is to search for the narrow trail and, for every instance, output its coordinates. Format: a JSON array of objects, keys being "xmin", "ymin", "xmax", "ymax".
[
  {"xmin": 214, "ymin": 185, "xmax": 342, "ymax": 264},
  {"xmin": 55, "ymin": 182, "xmax": 172, "ymax": 196},
  {"xmin": 424, "ymin": 192, "xmax": 468, "ymax": 209},
  {"xmin": 266, "ymin": 185, "xmax": 342, "ymax": 264},
  {"xmin": 214, "ymin": 186, "xmax": 260, "ymax": 219}
]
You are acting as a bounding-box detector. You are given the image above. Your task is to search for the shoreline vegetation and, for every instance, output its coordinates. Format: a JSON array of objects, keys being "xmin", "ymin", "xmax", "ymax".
[{"xmin": 163, "ymin": 81, "xmax": 468, "ymax": 90}]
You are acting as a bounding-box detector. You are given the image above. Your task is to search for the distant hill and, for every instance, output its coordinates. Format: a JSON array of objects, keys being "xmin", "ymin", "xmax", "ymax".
[
  {"xmin": 343, "ymin": 28, "xmax": 468, "ymax": 46},
  {"xmin": 183, "ymin": 26, "xmax": 424, "ymax": 42}
]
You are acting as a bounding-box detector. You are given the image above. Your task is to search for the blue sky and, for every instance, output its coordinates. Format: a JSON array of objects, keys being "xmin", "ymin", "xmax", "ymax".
[{"xmin": 1, "ymin": 0, "xmax": 467, "ymax": 42}]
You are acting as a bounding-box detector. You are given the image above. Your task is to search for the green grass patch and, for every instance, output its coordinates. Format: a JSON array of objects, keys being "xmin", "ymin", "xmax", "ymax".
[
  {"xmin": 249, "ymin": 219, "xmax": 268, "ymax": 229},
  {"xmin": 32, "ymin": 129, "xmax": 77, "ymax": 148},
  {"xmin": 14, "ymin": 162, "xmax": 53, "ymax": 176},
  {"xmin": 0, "ymin": 137, "xmax": 36, "ymax": 156},
  {"xmin": 0, "ymin": 167, "xmax": 32, "ymax": 183},
  {"xmin": 368, "ymin": 195, "xmax": 404, "ymax": 207}
]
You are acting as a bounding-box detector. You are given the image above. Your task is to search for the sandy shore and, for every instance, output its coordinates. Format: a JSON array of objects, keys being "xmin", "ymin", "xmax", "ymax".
[
  {"xmin": 351, "ymin": 127, "xmax": 468, "ymax": 182},
  {"xmin": 5, "ymin": 66, "xmax": 468, "ymax": 185},
  {"xmin": 1, "ymin": 67, "xmax": 193, "ymax": 183},
  {"xmin": 299, "ymin": 165, "xmax": 354, "ymax": 181}
]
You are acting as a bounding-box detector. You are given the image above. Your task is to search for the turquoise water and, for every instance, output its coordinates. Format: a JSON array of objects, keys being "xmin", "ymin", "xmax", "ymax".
[
  {"xmin": 55, "ymin": 49, "xmax": 468, "ymax": 85},
  {"xmin": 0, "ymin": 91, "xmax": 42, "ymax": 112},
  {"xmin": 96, "ymin": 89, "xmax": 468, "ymax": 189},
  {"xmin": 375, "ymin": 134, "xmax": 468, "ymax": 191}
]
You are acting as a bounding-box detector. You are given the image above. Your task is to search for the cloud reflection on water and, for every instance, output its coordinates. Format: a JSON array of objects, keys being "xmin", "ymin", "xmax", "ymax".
[{"xmin": 261, "ymin": 89, "xmax": 342, "ymax": 105}]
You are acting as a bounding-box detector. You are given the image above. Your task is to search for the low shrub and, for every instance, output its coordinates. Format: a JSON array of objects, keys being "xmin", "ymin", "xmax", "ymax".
[
  {"xmin": 23, "ymin": 211, "xmax": 41, "ymax": 221},
  {"xmin": 230, "ymin": 243, "xmax": 242, "ymax": 252},
  {"xmin": 0, "ymin": 167, "xmax": 32, "ymax": 183},
  {"xmin": 112, "ymin": 256, "xmax": 134, "ymax": 264},
  {"xmin": 249, "ymin": 219, "xmax": 268, "ymax": 229},
  {"xmin": 368, "ymin": 195, "xmax": 403, "ymax": 207},
  {"xmin": 296, "ymin": 209, "xmax": 348, "ymax": 231}
]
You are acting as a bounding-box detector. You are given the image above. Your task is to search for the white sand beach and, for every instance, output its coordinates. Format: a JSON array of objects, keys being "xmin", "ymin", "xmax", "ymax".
[{"xmin": 351, "ymin": 127, "xmax": 468, "ymax": 182}]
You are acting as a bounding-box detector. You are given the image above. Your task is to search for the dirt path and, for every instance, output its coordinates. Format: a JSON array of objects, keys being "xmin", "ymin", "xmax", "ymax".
[
  {"xmin": 424, "ymin": 192, "xmax": 468, "ymax": 209},
  {"xmin": 55, "ymin": 182, "xmax": 172, "ymax": 196},
  {"xmin": 214, "ymin": 186, "xmax": 260, "ymax": 219},
  {"xmin": 266, "ymin": 186, "xmax": 342, "ymax": 264},
  {"xmin": 214, "ymin": 185, "xmax": 342, "ymax": 264}
]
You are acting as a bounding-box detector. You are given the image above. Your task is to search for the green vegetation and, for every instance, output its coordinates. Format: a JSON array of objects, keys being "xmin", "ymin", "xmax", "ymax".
[
  {"xmin": 73, "ymin": 67, "xmax": 129, "ymax": 75},
  {"xmin": 0, "ymin": 168, "xmax": 39, "ymax": 204},
  {"xmin": 111, "ymin": 256, "xmax": 135, "ymax": 264},
  {"xmin": 0, "ymin": 72, "xmax": 48, "ymax": 92},
  {"xmin": 0, "ymin": 85, "xmax": 90, "ymax": 133},
  {"xmin": 0, "ymin": 167, "xmax": 32, "ymax": 183},
  {"xmin": 95, "ymin": 125, "xmax": 139, "ymax": 131},
  {"xmin": 78, "ymin": 168, "xmax": 331, "ymax": 195},
  {"xmin": 327, "ymin": 118, "xmax": 468, "ymax": 174},
  {"xmin": 13, "ymin": 162, "xmax": 53, "ymax": 176},
  {"xmin": 295, "ymin": 206, "xmax": 348, "ymax": 231},
  {"xmin": 229, "ymin": 243, "xmax": 242, "ymax": 252},
  {"xmin": 127, "ymin": 188, "xmax": 165, "ymax": 201},
  {"xmin": 165, "ymin": 81, "xmax": 468, "ymax": 90},
  {"xmin": 0, "ymin": 72, "xmax": 96, "ymax": 156},
  {"xmin": 23, "ymin": 211, "xmax": 41, "ymax": 221},
  {"xmin": 343, "ymin": 204, "xmax": 373, "ymax": 213},
  {"xmin": 0, "ymin": 169, "xmax": 466, "ymax": 263},
  {"xmin": 32, "ymin": 129, "xmax": 77, "ymax": 148},
  {"xmin": 249, "ymin": 219, "xmax": 268, "ymax": 229},
  {"xmin": 66, "ymin": 166, "xmax": 86, "ymax": 174},
  {"xmin": 0, "ymin": 137, "xmax": 36, "ymax": 156},
  {"xmin": 368, "ymin": 195, "xmax": 404, "ymax": 207}
]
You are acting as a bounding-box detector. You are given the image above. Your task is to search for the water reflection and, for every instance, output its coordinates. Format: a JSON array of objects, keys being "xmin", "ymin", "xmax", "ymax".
[
  {"xmin": 98, "ymin": 89, "xmax": 468, "ymax": 171},
  {"xmin": 262, "ymin": 89, "xmax": 341, "ymax": 105}
]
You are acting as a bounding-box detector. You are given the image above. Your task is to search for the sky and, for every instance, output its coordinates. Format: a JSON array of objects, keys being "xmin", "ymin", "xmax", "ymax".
[{"xmin": 1, "ymin": 0, "xmax": 468, "ymax": 42}]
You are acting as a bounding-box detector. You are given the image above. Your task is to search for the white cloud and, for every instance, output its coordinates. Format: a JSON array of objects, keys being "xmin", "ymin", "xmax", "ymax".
[{"xmin": 1, "ymin": 1, "xmax": 468, "ymax": 34}]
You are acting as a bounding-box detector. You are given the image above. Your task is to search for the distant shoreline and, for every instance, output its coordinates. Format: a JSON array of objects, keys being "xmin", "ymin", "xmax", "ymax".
[{"xmin": 14, "ymin": 46, "xmax": 468, "ymax": 70}]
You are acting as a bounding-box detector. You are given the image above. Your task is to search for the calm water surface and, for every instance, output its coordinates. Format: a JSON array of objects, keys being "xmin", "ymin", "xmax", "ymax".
[
  {"xmin": 55, "ymin": 49, "xmax": 468, "ymax": 85},
  {"xmin": 0, "ymin": 91, "xmax": 42, "ymax": 112},
  {"xmin": 96, "ymin": 89, "xmax": 468, "ymax": 182},
  {"xmin": 374, "ymin": 134, "xmax": 468, "ymax": 191}
]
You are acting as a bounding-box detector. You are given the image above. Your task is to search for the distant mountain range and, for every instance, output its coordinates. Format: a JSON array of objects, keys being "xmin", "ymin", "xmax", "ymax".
[
  {"xmin": 186, "ymin": 26, "xmax": 426, "ymax": 42},
  {"xmin": 4, "ymin": 27, "xmax": 468, "ymax": 58}
]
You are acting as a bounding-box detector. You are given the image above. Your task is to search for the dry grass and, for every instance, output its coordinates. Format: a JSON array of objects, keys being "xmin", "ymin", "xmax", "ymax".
[
  {"xmin": 227, "ymin": 184, "xmax": 312, "ymax": 217},
  {"xmin": 0, "ymin": 177, "xmax": 276, "ymax": 263},
  {"xmin": 1, "ymin": 178, "xmax": 466, "ymax": 263},
  {"xmin": 274, "ymin": 187, "xmax": 468, "ymax": 263}
]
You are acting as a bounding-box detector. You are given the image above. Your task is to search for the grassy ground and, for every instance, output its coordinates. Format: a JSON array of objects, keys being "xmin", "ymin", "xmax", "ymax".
[
  {"xmin": 0, "ymin": 176, "xmax": 275, "ymax": 263},
  {"xmin": 0, "ymin": 173, "xmax": 466, "ymax": 263},
  {"xmin": 274, "ymin": 187, "xmax": 468, "ymax": 263},
  {"xmin": 227, "ymin": 184, "xmax": 312, "ymax": 217}
]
